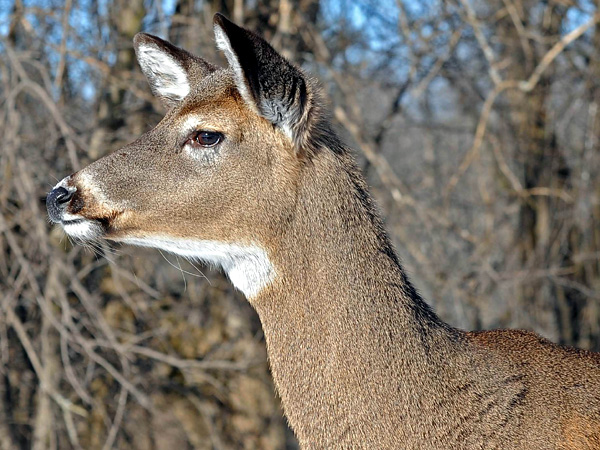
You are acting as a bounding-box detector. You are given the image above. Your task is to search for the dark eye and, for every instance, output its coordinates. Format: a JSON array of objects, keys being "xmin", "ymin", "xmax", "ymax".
[{"xmin": 188, "ymin": 131, "xmax": 223, "ymax": 148}]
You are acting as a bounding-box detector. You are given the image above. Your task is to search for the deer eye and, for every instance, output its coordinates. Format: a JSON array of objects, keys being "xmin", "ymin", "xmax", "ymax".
[{"xmin": 188, "ymin": 131, "xmax": 223, "ymax": 148}]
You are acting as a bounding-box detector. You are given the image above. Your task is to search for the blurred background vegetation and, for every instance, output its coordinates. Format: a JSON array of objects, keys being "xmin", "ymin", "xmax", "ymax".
[{"xmin": 1, "ymin": 0, "xmax": 599, "ymax": 448}]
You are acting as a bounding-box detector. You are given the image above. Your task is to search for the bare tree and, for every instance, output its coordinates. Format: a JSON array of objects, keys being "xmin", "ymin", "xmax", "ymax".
[{"xmin": 1, "ymin": 0, "xmax": 598, "ymax": 448}]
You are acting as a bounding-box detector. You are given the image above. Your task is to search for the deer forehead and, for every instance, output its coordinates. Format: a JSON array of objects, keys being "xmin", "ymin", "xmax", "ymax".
[
  {"xmin": 167, "ymin": 97, "xmax": 256, "ymax": 135},
  {"xmin": 170, "ymin": 71, "xmax": 289, "ymax": 141},
  {"xmin": 174, "ymin": 107, "xmax": 248, "ymax": 136}
]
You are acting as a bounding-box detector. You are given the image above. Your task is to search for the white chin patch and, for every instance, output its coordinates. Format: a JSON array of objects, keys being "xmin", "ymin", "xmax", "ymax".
[
  {"xmin": 62, "ymin": 219, "xmax": 103, "ymax": 242},
  {"xmin": 121, "ymin": 236, "xmax": 275, "ymax": 299}
]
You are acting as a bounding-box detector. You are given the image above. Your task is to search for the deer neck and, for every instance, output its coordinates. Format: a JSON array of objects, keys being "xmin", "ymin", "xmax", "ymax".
[{"xmin": 251, "ymin": 149, "xmax": 461, "ymax": 444}]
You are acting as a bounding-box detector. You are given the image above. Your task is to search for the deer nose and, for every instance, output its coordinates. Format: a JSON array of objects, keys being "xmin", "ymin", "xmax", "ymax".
[{"xmin": 46, "ymin": 186, "xmax": 75, "ymax": 223}]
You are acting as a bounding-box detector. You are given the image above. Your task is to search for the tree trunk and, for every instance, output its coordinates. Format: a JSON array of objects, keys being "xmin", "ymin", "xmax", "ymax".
[
  {"xmin": 88, "ymin": 0, "xmax": 146, "ymax": 159},
  {"xmin": 497, "ymin": 3, "xmax": 566, "ymax": 341}
]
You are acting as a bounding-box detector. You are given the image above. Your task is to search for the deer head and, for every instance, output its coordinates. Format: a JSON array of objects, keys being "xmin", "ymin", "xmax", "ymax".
[{"xmin": 46, "ymin": 14, "xmax": 324, "ymax": 298}]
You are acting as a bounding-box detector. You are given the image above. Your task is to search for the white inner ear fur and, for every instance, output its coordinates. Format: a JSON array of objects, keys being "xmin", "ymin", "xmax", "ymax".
[
  {"xmin": 213, "ymin": 25, "xmax": 258, "ymax": 114},
  {"xmin": 137, "ymin": 44, "xmax": 190, "ymax": 101},
  {"xmin": 122, "ymin": 236, "xmax": 276, "ymax": 299}
]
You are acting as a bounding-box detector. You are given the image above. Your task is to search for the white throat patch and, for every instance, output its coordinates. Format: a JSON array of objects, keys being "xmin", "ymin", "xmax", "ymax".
[{"xmin": 122, "ymin": 236, "xmax": 275, "ymax": 298}]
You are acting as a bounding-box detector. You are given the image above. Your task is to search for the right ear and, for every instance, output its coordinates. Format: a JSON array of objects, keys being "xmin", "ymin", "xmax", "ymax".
[
  {"xmin": 213, "ymin": 14, "xmax": 311, "ymax": 147},
  {"xmin": 133, "ymin": 33, "xmax": 216, "ymax": 108}
]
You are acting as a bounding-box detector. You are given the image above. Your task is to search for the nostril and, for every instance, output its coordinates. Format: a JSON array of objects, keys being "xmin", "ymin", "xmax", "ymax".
[
  {"xmin": 55, "ymin": 186, "xmax": 74, "ymax": 204},
  {"xmin": 46, "ymin": 185, "xmax": 76, "ymax": 223}
]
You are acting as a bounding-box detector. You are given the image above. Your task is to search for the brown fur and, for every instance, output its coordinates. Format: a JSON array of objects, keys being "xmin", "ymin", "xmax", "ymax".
[
  {"xmin": 560, "ymin": 415, "xmax": 600, "ymax": 450},
  {"xmin": 51, "ymin": 15, "xmax": 600, "ymax": 449}
]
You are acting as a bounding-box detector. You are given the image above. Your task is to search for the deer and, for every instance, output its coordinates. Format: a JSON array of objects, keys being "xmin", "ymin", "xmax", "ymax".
[{"xmin": 46, "ymin": 13, "xmax": 600, "ymax": 449}]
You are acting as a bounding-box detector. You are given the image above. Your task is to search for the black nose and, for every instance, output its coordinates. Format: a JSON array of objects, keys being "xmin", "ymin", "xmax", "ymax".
[{"xmin": 46, "ymin": 186, "xmax": 74, "ymax": 223}]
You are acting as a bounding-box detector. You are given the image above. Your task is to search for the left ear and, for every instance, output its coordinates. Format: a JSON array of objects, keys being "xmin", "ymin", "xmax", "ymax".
[
  {"xmin": 213, "ymin": 13, "xmax": 309, "ymax": 144},
  {"xmin": 134, "ymin": 33, "xmax": 217, "ymax": 109}
]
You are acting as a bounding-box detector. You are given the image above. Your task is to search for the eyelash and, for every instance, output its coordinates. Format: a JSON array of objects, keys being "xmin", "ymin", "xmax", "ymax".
[{"xmin": 186, "ymin": 130, "xmax": 224, "ymax": 149}]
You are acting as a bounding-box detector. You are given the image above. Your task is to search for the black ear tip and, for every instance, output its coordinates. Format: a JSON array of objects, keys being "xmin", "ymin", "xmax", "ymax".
[
  {"xmin": 213, "ymin": 13, "xmax": 229, "ymax": 27},
  {"xmin": 133, "ymin": 32, "xmax": 154, "ymax": 48}
]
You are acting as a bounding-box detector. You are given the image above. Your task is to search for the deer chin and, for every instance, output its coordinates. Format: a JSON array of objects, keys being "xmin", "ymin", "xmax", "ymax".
[{"xmin": 61, "ymin": 216, "xmax": 105, "ymax": 242}]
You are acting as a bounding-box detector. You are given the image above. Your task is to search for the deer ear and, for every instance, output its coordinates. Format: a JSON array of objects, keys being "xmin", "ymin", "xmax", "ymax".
[
  {"xmin": 213, "ymin": 13, "xmax": 308, "ymax": 142},
  {"xmin": 134, "ymin": 33, "xmax": 216, "ymax": 108}
]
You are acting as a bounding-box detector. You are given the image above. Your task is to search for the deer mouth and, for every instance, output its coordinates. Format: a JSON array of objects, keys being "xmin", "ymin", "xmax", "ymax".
[
  {"xmin": 47, "ymin": 178, "xmax": 119, "ymax": 242},
  {"xmin": 60, "ymin": 209, "xmax": 123, "ymax": 242},
  {"xmin": 60, "ymin": 218, "xmax": 105, "ymax": 242},
  {"xmin": 59, "ymin": 211, "xmax": 122, "ymax": 242},
  {"xmin": 61, "ymin": 218, "xmax": 84, "ymax": 225}
]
